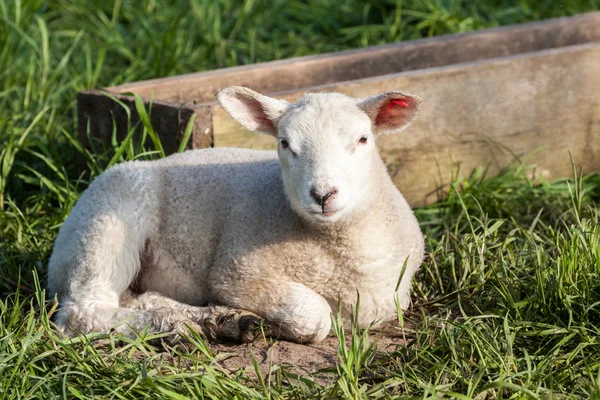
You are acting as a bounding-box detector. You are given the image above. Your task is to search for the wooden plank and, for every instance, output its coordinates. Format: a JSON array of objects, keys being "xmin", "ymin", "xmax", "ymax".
[
  {"xmin": 108, "ymin": 12, "xmax": 600, "ymax": 104},
  {"xmin": 77, "ymin": 91, "xmax": 213, "ymax": 164},
  {"xmin": 211, "ymin": 42, "xmax": 600, "ymax": 206}
]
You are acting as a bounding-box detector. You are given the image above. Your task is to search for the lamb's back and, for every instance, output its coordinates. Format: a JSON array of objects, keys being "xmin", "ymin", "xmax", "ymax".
[{"xmin": 142, "ymin": 147, "xmax": 287, "ymax": 248}]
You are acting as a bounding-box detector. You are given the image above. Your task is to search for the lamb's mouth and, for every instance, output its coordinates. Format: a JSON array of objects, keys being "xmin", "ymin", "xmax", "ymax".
[{"xmin": 310, "ymin": 208, "xmax": 342, "ymax": 218}]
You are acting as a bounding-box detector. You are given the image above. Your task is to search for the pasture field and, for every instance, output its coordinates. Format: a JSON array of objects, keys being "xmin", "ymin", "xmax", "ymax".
[{"xmin": 1, "ymin": 1, "xmax": 599, "ymax": 398}]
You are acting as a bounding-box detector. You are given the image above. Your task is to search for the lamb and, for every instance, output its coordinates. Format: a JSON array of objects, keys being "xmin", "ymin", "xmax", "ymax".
[{"xmin": 47, "ymin": 86, "xmax": 425, "ymax": 344}]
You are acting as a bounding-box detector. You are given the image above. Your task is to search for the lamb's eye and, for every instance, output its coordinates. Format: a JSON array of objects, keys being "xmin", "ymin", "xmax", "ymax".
[
  {"xmin": 358, "ymin": 136, "xmax": 368, "ymax": 144},
  {"xmin": 281, "ymin": 139, "xmax": 289, "ymax": 149}
]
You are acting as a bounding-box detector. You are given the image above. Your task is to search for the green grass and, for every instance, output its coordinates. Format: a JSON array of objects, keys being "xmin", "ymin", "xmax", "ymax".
[{"xmin": 1, "ymin": 0, "xmax": 600, "ymax": 398}]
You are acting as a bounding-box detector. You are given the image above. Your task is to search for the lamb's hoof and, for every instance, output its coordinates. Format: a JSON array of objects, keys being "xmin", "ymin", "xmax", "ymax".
[
  {"xmin": 238, "ymin": 314, "xmax": 272, "ymax": 343},
  {"xmin": 204, "ymin": 308, "xmax": 276, "ymax": 343},
  {"xmin": 159, "ymin": 320, "xmax": 206, "ymax": 350}
]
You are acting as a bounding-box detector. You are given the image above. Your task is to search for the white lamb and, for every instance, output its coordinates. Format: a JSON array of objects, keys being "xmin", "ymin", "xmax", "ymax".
[{"xmin": 48, "ymin": 86, "xmax": 425, "ymax": 344}]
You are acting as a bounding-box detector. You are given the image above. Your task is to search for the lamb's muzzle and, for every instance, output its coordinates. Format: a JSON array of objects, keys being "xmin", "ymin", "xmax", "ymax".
[
  {"xmin": 309, "ymin": 187, "xmax": 338, "ymax": 210},
  {"xmin": 47, "ymin": 86, "xmax": 425, "ymax": 345}
]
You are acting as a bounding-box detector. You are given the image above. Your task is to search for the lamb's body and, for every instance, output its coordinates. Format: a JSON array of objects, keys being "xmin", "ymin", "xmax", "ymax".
[{"xmin": 49, "ymin": 88, "xmax": 425, "ymax": 343}]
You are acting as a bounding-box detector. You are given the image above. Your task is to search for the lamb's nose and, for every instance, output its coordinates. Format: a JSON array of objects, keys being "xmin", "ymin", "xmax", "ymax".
[{"xmin": 310, "ymin": 188, "xmax": 338, "ymax": 207}]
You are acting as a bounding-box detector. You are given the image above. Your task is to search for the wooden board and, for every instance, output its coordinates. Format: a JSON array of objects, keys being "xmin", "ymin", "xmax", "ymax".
[
  {"xmin": 77, "ymin": 92, "xmax": 213, "ymax": 161},
  {"xmin": 77, "ymin": 12, "xmax": 600, "ymax": 206},
  {"xmin": 212, "ymin": 42, "xmax": 600, "ymax": 205}
]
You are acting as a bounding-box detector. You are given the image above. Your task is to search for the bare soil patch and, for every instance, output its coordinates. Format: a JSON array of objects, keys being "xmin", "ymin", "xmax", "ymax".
[{"xmin": 208, "ymin": 322, "xmax": 407, "ymax": 381}]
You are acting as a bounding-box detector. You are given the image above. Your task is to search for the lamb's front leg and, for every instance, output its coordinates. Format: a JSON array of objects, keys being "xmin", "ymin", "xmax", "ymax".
[
  {"xmin": 216, "ymin": 281, "xmax": 333, "ymax": 343},
  {"xmin": 121, "ymin": 291, "xmax": 270, "ymax": 343}
]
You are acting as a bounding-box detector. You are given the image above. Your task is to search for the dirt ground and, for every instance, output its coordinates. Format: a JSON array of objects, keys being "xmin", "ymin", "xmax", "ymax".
[
  {"xmin": 91, "ymin": 321, "xmax": 410, "ymax": 384},
  {"xmin": 207, "ymin": 322, "xmax": 407, "ymax": 380}
]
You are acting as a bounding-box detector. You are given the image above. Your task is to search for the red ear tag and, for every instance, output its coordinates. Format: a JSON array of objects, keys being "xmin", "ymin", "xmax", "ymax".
[{"xmin": 390, "ymin": 99, "xmax": 409, "ymax": 108}]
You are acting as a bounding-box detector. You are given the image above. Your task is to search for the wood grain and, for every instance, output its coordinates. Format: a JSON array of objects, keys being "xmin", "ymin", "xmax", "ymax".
[
  {"xmin": 212, "ymin": 43, "xmax": 600, "ymax": 205},
  {"xmin": 77, "ymin": 13, "xmax": 600, "ymax": 206},
  {"xmin": 77, "ymin": 92, "xmax": 213, "ymax": 164}
]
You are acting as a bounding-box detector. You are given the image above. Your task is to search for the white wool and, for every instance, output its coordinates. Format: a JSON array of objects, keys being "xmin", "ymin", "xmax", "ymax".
[{"xmin": 47, "ymin": 87, "xmax": 425, "ymax": 343}]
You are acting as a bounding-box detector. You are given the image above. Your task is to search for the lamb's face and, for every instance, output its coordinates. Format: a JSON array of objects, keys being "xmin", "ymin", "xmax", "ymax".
[
  {"xmin": 277, "ymin": 94, "xmax": 376, "ymax": 223},
  {"xmin": 216, "ymin": 86, "xmax": 422, "ymax": 224}
]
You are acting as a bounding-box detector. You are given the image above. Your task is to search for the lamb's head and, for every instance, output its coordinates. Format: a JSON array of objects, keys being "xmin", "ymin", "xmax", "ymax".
[{"xmin": 216, "ymin": 86, "xmax": 422, "ymax": 224}]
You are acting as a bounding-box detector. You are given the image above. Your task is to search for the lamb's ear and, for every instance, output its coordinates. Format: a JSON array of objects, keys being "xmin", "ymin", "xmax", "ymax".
[
  {"xmin": 215, "ymin": 86, "xmax": 289, "ymax": 136},
  {"xmin": 357, "ymin": 91, "xmax": 422, "ymax": 135}
]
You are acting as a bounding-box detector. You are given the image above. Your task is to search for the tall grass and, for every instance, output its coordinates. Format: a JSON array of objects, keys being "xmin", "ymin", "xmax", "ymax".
[{"xmin": 1, "ymin": 0, "xmax": 599, "ymax": 397}]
